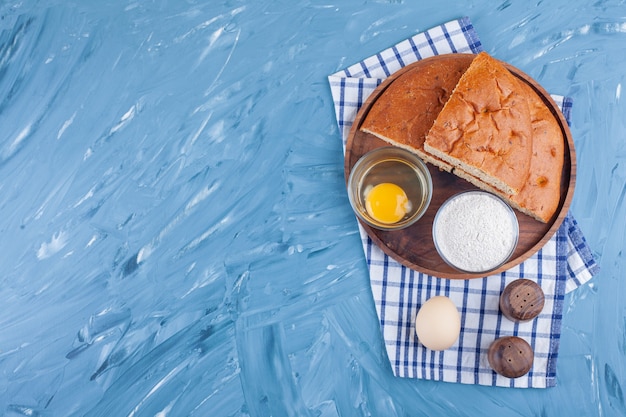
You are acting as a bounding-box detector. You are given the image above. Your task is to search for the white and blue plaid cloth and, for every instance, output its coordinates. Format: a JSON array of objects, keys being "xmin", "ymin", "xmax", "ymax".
[{"xmin": 328, "ymin": 17, "xmax": 599, "ymax": 388}]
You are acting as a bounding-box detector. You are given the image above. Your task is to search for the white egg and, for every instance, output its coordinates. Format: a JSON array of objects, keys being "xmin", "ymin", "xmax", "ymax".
[{"xmin": 415, "ymin": 296, "xmax": 461, "ymax": 351}]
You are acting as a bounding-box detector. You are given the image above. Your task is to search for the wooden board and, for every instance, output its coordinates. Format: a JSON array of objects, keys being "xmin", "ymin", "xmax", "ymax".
[{"xmin": 344, "ymin": 54, "xmax": 576, "ymax": 279}]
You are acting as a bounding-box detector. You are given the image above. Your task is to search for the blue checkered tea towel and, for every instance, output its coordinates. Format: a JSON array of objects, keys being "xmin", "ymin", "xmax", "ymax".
[{"xmin": 328, "ymin": 17, "xmax": 599, "ymax": 388}]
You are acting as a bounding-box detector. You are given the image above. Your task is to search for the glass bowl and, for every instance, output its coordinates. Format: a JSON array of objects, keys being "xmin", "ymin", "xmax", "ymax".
[
  {"xmin": 347, "ymin": 146, "xmax": 433, "ymax": 231},
  {"xmin": 432, "ymin": 190, "xmax": 519, "ymax": 274}
]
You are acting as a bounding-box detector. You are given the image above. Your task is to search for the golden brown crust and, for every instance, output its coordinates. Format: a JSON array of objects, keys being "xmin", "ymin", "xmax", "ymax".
[
  {"xmin": 504, "ymin": 82, "xmax": 564, "ymax": 222},
  {"xmin": 360, "ymin": 54, "xmax": 474, "ymax": 170},
  {"xmin": 424, "ymin": 52, "xmax": 533, "ymax": 195}
]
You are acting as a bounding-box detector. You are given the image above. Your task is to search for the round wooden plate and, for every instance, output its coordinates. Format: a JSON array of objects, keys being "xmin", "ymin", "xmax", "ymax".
[{"xmin": 344, "ymin": 54, "xmax": 576, "ymax": 279}]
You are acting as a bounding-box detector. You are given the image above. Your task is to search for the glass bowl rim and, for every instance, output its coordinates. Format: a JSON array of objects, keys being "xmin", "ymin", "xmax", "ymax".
[
  {"xmin": 347, "ymin": 146, "xmax": 433, "ymax": 231},
  {"xmin": 432, "ymin": 190, "xmax": 520, "ymax": 274}
]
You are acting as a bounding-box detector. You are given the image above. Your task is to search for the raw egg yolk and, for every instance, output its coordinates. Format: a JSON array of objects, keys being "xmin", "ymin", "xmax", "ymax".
[{"xmin": 365, "ymin": 182, "xmax": 410, "ymax": 224}]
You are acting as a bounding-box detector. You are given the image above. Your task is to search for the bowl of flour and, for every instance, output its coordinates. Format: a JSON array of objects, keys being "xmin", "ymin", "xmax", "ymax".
[{"xmin": 432, "ymin": 191, "xmax": 519, "ymax": 274}]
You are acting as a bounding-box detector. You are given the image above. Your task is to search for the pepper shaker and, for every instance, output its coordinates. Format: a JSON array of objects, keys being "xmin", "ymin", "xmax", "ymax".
[
  {"xmin": 488, "ymin": 336, "xmax": 534, "ymax": 378},
  {"xmin": 499, "ymin": 279, "xmax": 545, "ymax": 322}
]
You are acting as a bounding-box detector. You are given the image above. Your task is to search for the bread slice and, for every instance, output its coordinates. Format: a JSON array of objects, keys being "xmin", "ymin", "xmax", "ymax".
[
  {"xmin": 360, "ymin": 54, "xmax": 474, "ymax": 171},
  {"xmin": 431, "ymin": 82, "xmax": 564, "ymax": 223},
  {"xmin": 423, "ymin": 52, "xmax": 533, "ymax": 195}
]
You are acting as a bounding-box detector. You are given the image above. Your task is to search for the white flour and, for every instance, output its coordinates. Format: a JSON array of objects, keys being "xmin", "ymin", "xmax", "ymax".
[{"xmin": 434, "ymin": 192, "xmax": 518, "ymax": 273}]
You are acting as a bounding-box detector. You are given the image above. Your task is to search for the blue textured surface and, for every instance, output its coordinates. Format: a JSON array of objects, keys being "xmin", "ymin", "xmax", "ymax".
[{"xmin": 0, "ymin": 1, "xmax": 622, "ymax": 416}]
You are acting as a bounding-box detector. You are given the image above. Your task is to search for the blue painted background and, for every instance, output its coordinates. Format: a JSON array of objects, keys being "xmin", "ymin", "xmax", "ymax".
[{"xmin": 0, "ymin": 1, "xmax": 623, "ymax": 416}]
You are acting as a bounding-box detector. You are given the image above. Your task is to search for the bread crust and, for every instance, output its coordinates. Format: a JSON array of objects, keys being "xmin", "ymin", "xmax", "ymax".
[
  {"xmin": 500, "ymin": 81, "xmax": 564, "ymax": 222},
  {"xmin": 360, "ymin": 54, "xmax": 474, "ymax": 170},
  {"xmin": 424, "ymin": 52, "xmax": 532, "ymax": 195}
]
